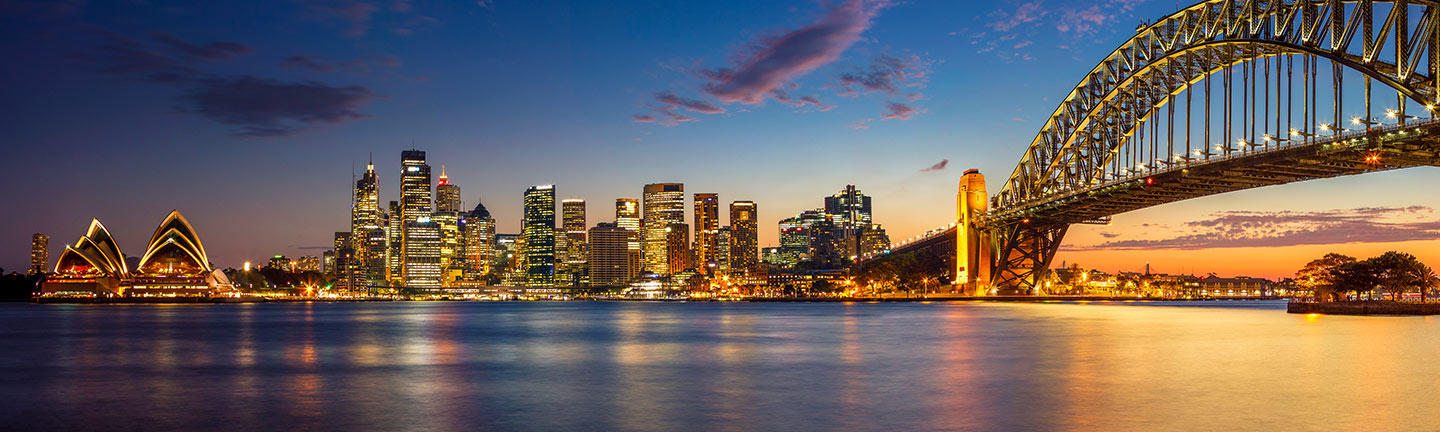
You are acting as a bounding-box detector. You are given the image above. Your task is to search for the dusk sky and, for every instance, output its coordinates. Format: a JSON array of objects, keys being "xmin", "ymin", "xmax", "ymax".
[{"xmin": 3, "ymin": 0, "xmax": 1437, "ymax": 279}]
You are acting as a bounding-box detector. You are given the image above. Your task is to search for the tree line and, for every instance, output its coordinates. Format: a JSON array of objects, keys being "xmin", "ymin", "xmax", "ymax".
[{"xmin": 1295, "ymin": 251, "xmax": 1439, "ymax": 302}]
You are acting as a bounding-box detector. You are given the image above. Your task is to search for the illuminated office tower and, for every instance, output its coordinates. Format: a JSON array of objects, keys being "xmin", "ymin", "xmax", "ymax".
[
  {"xmin": 295, "ymin": 256, "xmax": 321, "ymax": 272},
  {"xmin": 523, "ymin": 185, "xmax": 556, "ymax": 287},
  {"xmin": 29, "ymin": 233, "xmax": 48, "ymax": 275},
  {"xmin": 464, "ymin": 201, "xmax": 495, "ymax": 276},
  {"xmin": 859, "ymin": 223, "xmax": 891, "ymax": 259},
  {"xmin": 333, "ymin": 231, "xmax": 359, "ymax": 291},
  {"xmin": 641, "ymin": 183, "xmax": 684, "ymax": 275},
  {"xmin": 432, "ymin": 209, "xmax": 461, "ymax": 285},
  {"xmin": 399, "ymin": 150, "xmax": 432, "ymax": 282},
  {"xmin": 693, "ymin": 193, "xmax": 719, "ymax": 272},
  {"xmin": 402, "ymin": 216, "xmax": 442, "ymax": 288},
  {"xmin": 352, "ymin": 160, "xmax": 387, "ymax": 286},
  {"xmin": 436, "ymin": 165, "xmax": 461, "ymax": 212},
  {"xmin": 615, "ymin": 198, "xmax": 641, "ymax": 279},
  {"xmin": 386, "ymin": 200, "xmax": 402, "ymax": 284},
  {"xmin": 665, "ymin": 223, "xmax": 690, "ymax": 274},
  {"xmin": 825, "ymin": 185, "xmax": 872, "ymax": 258},
  {"xmin": 268, "ymin": 255, "xmax": 293, "ymax": 271},
  {"xmin": 560, "ymin": 199, "xmax": 587, "ymax": 286},
  {"xmin": 777, "ymin": 209, "xmax": 827, "ymax": 267},
  {"xmin": 715, "ymin": 227, "xmax": 732, "ymax": 273},
  {"xmin": 729, "ymin": 201, "xmax": 758, "ymax": 272},
  {"xmin": 588, "ymin": 223, "xmax": 630, "ymax": 286}
]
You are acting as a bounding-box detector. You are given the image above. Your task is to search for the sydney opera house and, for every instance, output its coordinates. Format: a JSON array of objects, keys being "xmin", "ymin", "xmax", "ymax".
[{"xmin": 39, "ymin": 210, "xmax": 233, "ymax": 298}]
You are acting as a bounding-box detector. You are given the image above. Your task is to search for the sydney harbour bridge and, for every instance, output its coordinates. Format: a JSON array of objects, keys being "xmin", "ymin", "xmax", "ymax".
[{"xmin": 868, "ymin": 0, "xmax": 1440, "ymax": 295}]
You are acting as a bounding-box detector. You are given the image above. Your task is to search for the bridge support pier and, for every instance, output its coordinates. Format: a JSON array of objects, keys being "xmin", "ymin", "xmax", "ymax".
[
  {"xmin": 988, "ymin": 222, "xmax": 1067, "ymax": 295},
  {"xmin": 956, "ymin": 170, "xmax": 991, "ymax": 295}
]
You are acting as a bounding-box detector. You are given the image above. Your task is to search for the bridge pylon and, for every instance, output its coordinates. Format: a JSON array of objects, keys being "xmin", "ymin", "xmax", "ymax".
[
  {"xmin": 988, "ymin": 221, "xmax": 1067, "ymax": 295},
  {"xmin": 955, "ymin": 169, "xmax": 992, "ymax": 295}
]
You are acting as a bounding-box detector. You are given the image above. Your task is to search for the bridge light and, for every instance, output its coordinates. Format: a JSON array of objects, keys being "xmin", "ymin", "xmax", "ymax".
[
  {"xmin": 1144, "ymin": 177, "xmax": 1155, "ymax": 186},
  {"xmin": 1319, "ymin": 123, "xmax": 1332, "ymax": 131},
  {"xmin": 1386, "ymin": 109, "xmax": 1397, "ymax": 118}
]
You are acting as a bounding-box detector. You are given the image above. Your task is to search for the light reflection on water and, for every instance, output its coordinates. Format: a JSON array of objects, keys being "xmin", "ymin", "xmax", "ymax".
[{"xmin": 0, "ymin": 300, "xmax": 1436, "ymax": 431}]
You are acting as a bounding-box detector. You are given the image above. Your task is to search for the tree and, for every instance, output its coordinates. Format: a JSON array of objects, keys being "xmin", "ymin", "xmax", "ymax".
[
  {"xmin": 1369, "ymin": 251, "xmax": 1437, "ymax": 302},
  {"xmin": 1295, "ymin": 253, "xmax": 1357, "ymax": 301},
  {"xmin": 1330, "ymin": 260, "xmax": 1381, "ymax": 300}
]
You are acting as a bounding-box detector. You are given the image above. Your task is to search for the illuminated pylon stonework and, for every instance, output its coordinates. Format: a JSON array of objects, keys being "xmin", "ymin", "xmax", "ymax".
[{"xmin": 955, "ymin": 169, "xmax": 991, "ymax": 295}]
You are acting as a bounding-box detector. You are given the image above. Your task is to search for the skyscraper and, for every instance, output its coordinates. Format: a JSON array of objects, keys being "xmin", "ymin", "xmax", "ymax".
[
  {"xmin": 432, "ymin": 209, "xmax": 461, "ymax": 285},
  {"xmin": 729, "ymin": 201, "xmax": 758, "ymax": 273},
  {"xmin": 560, "ymin": 199, "xmax": 587, "ymax": 286},
  {"xmin": 436, "ymin": 165, "xmax": 461, "ymax": 212},
  {"xmin": 333, "ymin": 231, "xmax": 360, "ymax": 291},
  {"xmin": 403, "ymin": 216, "xmax": 442, "ymax": 288},
  {"xmin": 399, "ymin": 150, "xmax": 432, "ymax": 283},
  {"xmin": 715, "ymin": 227, "xmax": 732, "ymax": 273},
  {"xmin": 464, "ymin": 201, "xmax": 495, "ymax": 276},
  {"xmin": 587, "ymin": 222, "xmax": 630, "ymax": 286},
  {"xmin": 352, "ymin": 160, "xmax": 387, "ymax": 286},
  {"xmin": 693, "ymin": 193, "xmax": 720, "ymax": 272},
  {"xmin": 642, "ymin": 183, "xmax": 684, "ymax": 275},
  {"xmin": 823, "ymin": 185, "xmax": 872, "ymax": 228},
  {"xmin": 522, "ymin": 185, "xmax": 556, "ymax": 287},
  {"xmin": 665, "ymin": 223, "xmax": 690, "ymax": 275},
  {"xmin": 615, "ymin": 198, "xmax": 641, "ymax": 279},
  {"xmin": 29, "ymin": 233, "xmax": 48, "ymax": 275},
  {"xmin": 386, "ymin": 200, "xmax": 402, "ymax": 284}
]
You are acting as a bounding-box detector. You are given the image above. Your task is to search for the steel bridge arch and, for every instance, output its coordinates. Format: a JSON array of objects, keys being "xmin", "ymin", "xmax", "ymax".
[{"xmin": 996, "ymin": 0, "xmax": 1438, "ymax": 208}]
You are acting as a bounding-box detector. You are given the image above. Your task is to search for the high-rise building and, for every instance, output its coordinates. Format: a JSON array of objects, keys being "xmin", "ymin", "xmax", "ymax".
[
  {"xmin": 403, "ymin": 216, "xmax": 442, "ymax": 288},
  {"xmin": 321, "ymin": 250, "xmax": 336, "ymax": 274},
  {"xmin": 778, "ymin": 209, "xmax": 832, "ymax": 267},
  {"xmin": 333, "ymin": 232, "xmax": 361, "ymax": 291},
  {"xmin": 268, "ymin": 255, "xmax": 294, "ymax": 271},
  {"xmin": 588, "ymin": 222, "xmax": 630, "ymax": 286},
  {"xmin": 729, "ymin": 201, "xmax": 758, "ymax": 272},
  {"xmin": 436, "ymin": 165, "xmax": 461, "ymax": 212},
  {"xmin": 715, "ymin": 227, "xmax": 732, "ymax": 273},
  {"xmin": 522, "ymin": 185, "xmax": 556, "ymax": 287},
  {"xmin": 615, "ymin": 198, "xmax": 641, "ymax": 279},
  {"xmin": 560, "ymin": 199, "xmax": 587, "ymax": 286},
  {"xmin": 386, "ymin": 200, "xmax": 402, "ymax": 284},
  {"xmin": 399, "ymin": 150, "xmax": 433, "ymax": 284},
  {"xmin": 858, "ymin": 223, "xmax": 891, "ymax": 259},
  {"xmin": 665, "ymin": 223, "xmax": 690, "ymax": 275},
  {"xmin": 693, "ymin": 193, "xmax": 720, "ymax": 272},
  {"xmin": 432, "ymin": 210, "xmax": 462, "ymax": 285},
  {"xmin": 642, "ymin": 183, "xmax": 684, "ymax": 275},
  {"xmin": 463, "ymin": 201, "xmax": 495, "ymax": 277},
  {"xmin": 295, "ymin": 256, "xmax": 321, "ymax": 272},
  {"xmin": 824, "ymin": 185, "xmax": 872, "ymax": 228},
  {"xmin": 29, "ymin": 233, "xmax": 48, "ymax": 275},
  {"xmin": 351, "ymin": 159, "xmax": 387, "ymax": 286}
]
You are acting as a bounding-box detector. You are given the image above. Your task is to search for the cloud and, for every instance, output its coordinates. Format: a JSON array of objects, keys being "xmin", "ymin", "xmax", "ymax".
[
  {"xmin": 849, "ymin": 118, "xmax": 873, "ymax": 129},
  {"xmin": 294, "ymin": 0, "xmax": 380, "ymax": 37},
  {"xmin": 699, "ymin": 0, "xmax": 889, "ymax": 104},
  {"xmin": 654, "ymin": 91, "xmax": 724, "ymax": 114},
  {"xmin": 836, "ymin": 54, "xmax": 930, "ymax": 96},
  {"xmin": 87, "ymin": 30, "xmax": 378, "ymax": 137},
  {"xmin": 179, "ymin": 76, "xmax": 378, "ymax": 137},
  {"xmin": 880, "ymin": 102, "xmax": 920, "ymax": 120},
  {"xmin": 1066, "ymin": 207, "xmax": 1440, "ymax": 251},
  {"xmin": 986, "ymin": 1, "xmax": 1045, "ymax": 32},
  {"xmin": 920, "ymin": 159, "xmax": 949, "ymax": 172},
  {"xmin": 632, "ymin": 114, "xmax": 659, "ymax": 123},
  {"xmin": 770, "ymin": 89, "xmax": 834, "ymax": 111}
]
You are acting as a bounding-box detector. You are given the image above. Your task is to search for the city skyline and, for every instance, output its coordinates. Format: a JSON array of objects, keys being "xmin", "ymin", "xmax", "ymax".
[{"xmin": 4, "ymin": 0, "xmax": 1439, "ymax": 279}]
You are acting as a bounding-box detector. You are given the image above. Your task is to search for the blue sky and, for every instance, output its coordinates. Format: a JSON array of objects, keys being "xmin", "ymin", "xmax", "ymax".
[{"xmin": 3, "ymin": 0, "xmax": 1437, "ymax": 278}]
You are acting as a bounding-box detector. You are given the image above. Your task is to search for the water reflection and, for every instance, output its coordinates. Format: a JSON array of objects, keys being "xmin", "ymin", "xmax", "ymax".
[{"xmin": 0, "ymin": 301, "xmax": 1437, "ymax": 431}]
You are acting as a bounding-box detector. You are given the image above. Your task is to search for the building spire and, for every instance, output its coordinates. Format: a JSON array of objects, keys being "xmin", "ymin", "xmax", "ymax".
[{"xmin": 438, "ymin": 164, "xmax": 449, "ymax": 186}]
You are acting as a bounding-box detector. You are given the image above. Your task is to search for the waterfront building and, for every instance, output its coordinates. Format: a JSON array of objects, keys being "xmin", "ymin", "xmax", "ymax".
[
  {"xmin": 588, "ymin": 222, "xmax": 630, "ymax": 286},
  {"xmin": 435, "ymin": 166, "xmax": 461, "ymax": 212},
  {"xmin": 386, "ymin": 200, "xmax": 402, "ymax": 284},
  {"xmin": 560, "ymin": 199, "xmax": 587, "ymax": 286},
  {"xmin": 495, "ymin": 233, "xmax": 524, "ymax": 285},
  {"xmin": 29, "ymin": 233, "xmax": 48, "ymax": 276},
  {"xmin": 267, "ymin": 255, "xmax": 293, "ymax": 271},
  {"xmin": 693, "ymin": 193, "xmax": 719, "ymax": 272},
  {"xmin": 399, "ymin": 150, "xmax": 432, "ymax": 285},
  {"xmin": 665, "ymin": 223, "xmax": 690, "ymax": 275},
  {"xmin": 40, "ymin": 211, "xmax": 232, "ymax": 298},
  {"xmin": 463, "ymin": 201, "xmax": 496, "ymax": 276},
  {"xmin": 295, "ymin": 255, "xmax": 321, "ymax": 272},
  {"xmin": 715, "ymin": 227, "xmax": 732, "ymax": 273},
  {"xmin": 642, "ymin": 183, "xmax": 684, "ymax": 275},
  {"xmin": 858, "ymin": 224, "xmax": 891, "ymax": 259},
  {"xmin": 761, "ymin": 247, "xmax": 781, "ymax": 266},
  {"xmin": 431, "ymin": 210, "xmax": 462, "ymax": 285},
  {"xmin": 615, "ymin": 198, "xmax": 641, "ymax": 279},
  {"xmin": 333, "ymin": 231, "xmax": 360, "ymax": 290},
  {"xmin": 403, "ymin": 216, "xmax": 442, "ymax": 288},
  {"xmin": 729, "ymin": 201, "xmax": 758, "ymax": 273},
  {"xmin": 352, "ymin": 159, "xmax": 387, "ymax": 286},
  {"xmin": 523, "ymin": 185, "xmax": 556, "ymax": 287},
  {"xmin": 777, "ymin": 210, "xmax": 827, "ymax": 266}
]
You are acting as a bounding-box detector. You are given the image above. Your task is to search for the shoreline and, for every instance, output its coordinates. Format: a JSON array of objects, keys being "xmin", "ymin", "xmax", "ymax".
[
  {"xmin": 27, "ymin": 296, "xmax": 1286, "ymax": 304},
  {"xmin": 1287, "ymin": 301, "xmax": 1440, "ymax": 315}
]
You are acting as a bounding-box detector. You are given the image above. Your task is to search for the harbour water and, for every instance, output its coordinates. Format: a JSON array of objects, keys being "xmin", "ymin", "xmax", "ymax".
[{"xmin": 0, "ymin": 300, "xmax": 1435, "ymax": 431}]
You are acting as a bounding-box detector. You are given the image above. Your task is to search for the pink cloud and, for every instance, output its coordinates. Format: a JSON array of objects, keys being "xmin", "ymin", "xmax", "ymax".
[
  {"xmin": 700, "ymin": 0, "xmax": 890, "ymax": 104},
  {"xmin": 987, "ymin": 1, "xmax": 1045, "ymax": 32},
  {"xmin": 654, "ymin": 91, "xmax": 724, "ymax": 114},
  {"xmin": 880, "ymin": 102, "xmax": 920, "ymax": 120},
  {"xmin": 920, "ymin": 159, "xmax": 949, "ymax": 172}
]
